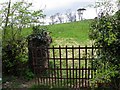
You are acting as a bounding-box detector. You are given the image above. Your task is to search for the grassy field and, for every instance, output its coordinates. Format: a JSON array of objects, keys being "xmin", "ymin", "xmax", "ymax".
[
  {"xmin": 22, "ymin": 20, "xmax": 93, "ymax": 46},
  {"xmin": 47, "ymin": 20, "xmax": 92, "ymax": 46}
]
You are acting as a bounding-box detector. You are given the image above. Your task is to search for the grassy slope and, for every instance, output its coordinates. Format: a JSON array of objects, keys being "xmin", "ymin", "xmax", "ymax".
[
  {"xmin": 21, "ymin": 27, "xmax": 33, "ymax": 38},
  {"xmin": 47, "ymin": 20, "xmax": 92, "ymax": 46},
  {"xmin": 21, "ymin": 20, "xmax": 92, "ymax": 46}
]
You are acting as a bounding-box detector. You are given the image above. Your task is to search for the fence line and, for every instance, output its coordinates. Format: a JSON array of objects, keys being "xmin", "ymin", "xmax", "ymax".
[{"xmin": 30, "ymin": 45, "xmax": 101, "ymax": 89}]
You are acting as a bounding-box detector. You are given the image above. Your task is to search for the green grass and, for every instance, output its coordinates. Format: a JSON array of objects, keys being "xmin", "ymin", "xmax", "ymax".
[
  {"xmin": 29, "ymin": 84, "xmax": 112, "ymax": 90},
  {"xmin": 21, "ymin": 20, "xmax": 92, "ymax": 46},
  {"xmin": 21, "ymin": 27, "xmax": 33, "ymax": 38},
  {"xmin": 30, "ymin": 84, "xmax": 70, "ymax": 90},
  {"xmin": 47, "ymin": 20, "xmax": 92, "ymax": 46},
  {"xmin": 18, "ymin": 20, "xmax": 93, "ymax": 88},
  {"xmin": 48, "ymin": 20, "xmax": 90, "ymax": 41}
]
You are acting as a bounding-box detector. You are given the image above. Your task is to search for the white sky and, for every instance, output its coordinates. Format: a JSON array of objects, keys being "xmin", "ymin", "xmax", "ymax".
[
  {"xmin": 0, "ymin": 0, "xmax": 118, "ymax": 20},
  {"xmin": 27, "ymin": 0, "xmax": 97, "ymax": 18},
  {"xmin": 0, "ymin": 0, "xmax": 97, "ymax": 18}
]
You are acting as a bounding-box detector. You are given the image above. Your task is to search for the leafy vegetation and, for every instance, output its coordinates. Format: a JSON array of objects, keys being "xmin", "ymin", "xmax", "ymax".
[
  {"xmin": 89, "ymin": 9, "xmax": 120, "ymax": 89},
  {"xmin": 2, "ymin": 0, "xmax": 120, "ymax": 89},
  {"xmin": 1, "ymin": 1, "xmax": 92, "ymax": 87},
  {"xmin": 1, "ymin": 0, "xmax": 44, "ymax": 77}
]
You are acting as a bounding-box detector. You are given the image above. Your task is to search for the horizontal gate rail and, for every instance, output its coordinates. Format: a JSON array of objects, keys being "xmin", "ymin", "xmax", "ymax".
[
  {"xmin": 30, "ymin": 45, "xmax": 101, "ymax": 89},
  {"xmin": 32, "ymin": 46, "xmax": 102, "ymax": 49}
]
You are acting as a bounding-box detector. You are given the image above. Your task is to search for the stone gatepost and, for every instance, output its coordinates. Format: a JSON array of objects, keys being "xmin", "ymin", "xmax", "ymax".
[{"xmin": 28, "ymin": 27, "xmax": 52, "ymax": 75}]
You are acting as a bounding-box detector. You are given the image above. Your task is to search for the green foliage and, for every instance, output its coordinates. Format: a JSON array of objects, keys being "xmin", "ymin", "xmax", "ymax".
[
  {"xmin": 0, "ymin": 0, "xmax": 44, "ymax": 30},
  {"xmin": 1, "ymin": 0, "xmax": 44, "ymax": 77},
  {"xmin": 28, "ymin": 26, "xmax": 52, "ymax": 46},
  {"xmin": 90, "ymin": 64, "xmax": 118, "ymax": 84},
  {"xmin": 89, "ymin": 10, "xmax": 120, "ymax": 89},
  {"xmin": 2, "ymin": 38, "xmax": 28, "ymax": 76},
  {"xmin": 24, "ymin": 69, "xmax": 34, "ymax": 80}
]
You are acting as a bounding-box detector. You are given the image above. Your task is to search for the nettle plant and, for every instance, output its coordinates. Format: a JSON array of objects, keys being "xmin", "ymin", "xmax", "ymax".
[{"xmin": 89, "ymin": 10, "xmax": 120, "ymax": 89}]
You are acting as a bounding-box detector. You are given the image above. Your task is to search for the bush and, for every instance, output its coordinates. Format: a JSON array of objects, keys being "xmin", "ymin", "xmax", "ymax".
[
  {"xmin": 89, "ymin": 10, "xmax": 120, "ymax": 89},
  {"xmin": 2, "ymin": 38, "xmax": 28, "ymax": 76},
  {"xmin": 28, "ymin": 26, "xmax": 52, "ymax": 46}
]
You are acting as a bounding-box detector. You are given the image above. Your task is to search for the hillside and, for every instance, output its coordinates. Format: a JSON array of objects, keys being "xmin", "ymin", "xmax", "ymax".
[
  {"xmin": 47, "ymin": 20, "xmax": 92, "ymax": 46},
  {"xmin": 22, "ymin": 20, "xmax": 92, "ymax": 46}
]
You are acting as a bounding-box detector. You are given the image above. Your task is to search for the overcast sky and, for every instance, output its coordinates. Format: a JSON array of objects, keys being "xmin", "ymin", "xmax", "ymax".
[
  {"xmin": 41, "ymin": 0, "xmax": 97, "ymax": 19},
  {"xmin": 0, "ymin": 0, "xmax": 118, "ymax": 19},
  {"xmin": 28, "ymin": 0, "xmax": 96, "ymax": 16},
  {"xmin": 0, "ymin": 0, "xmax": 97, "ymax": 19}
]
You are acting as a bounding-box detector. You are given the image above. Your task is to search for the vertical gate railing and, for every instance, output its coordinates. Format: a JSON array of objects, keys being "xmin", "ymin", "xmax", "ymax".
[{"xmin": 31, "ymin": 45, "xmax": 100, "ymax": 89}]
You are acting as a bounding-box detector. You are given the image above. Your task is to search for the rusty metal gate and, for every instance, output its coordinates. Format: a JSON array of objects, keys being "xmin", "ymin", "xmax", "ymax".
[{"xmin": 30, "ymin": 45, "xmax": 99, "ymax": 89}]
